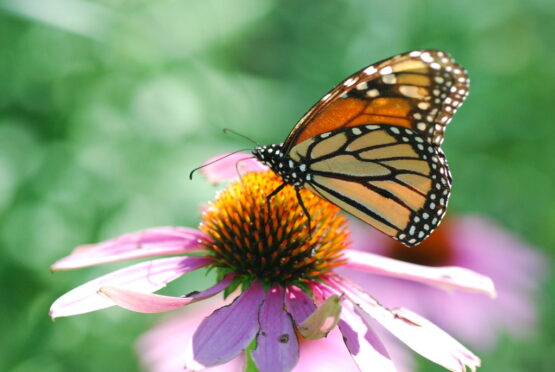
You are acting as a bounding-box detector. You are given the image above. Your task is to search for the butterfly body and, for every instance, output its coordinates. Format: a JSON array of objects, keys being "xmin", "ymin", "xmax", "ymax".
[
  {"xmin": 251, "ymin": 50, "xmax": 468, "ymax": 246},
  {"xmin": 252, "ymin": 143, "xmax": 309, "ymax": 188}
]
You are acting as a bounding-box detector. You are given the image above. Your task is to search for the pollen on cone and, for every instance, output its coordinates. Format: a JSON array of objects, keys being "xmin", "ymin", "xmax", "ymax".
[{"xmin": 200, "ymin": 171, "xmax": 349, "ymax": 285}]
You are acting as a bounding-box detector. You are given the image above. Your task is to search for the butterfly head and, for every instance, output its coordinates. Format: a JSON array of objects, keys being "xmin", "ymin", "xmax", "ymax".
[
  {"xmin": 252, "ymin": 143, "xmax": 307, "ymax": 187},
  {"xmin": 252, "ymin": 143, "xmax": 285, "ymax": 173}
]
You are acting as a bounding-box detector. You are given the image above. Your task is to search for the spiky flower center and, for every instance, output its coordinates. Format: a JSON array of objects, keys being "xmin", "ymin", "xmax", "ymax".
[{"xmin": 199, "ymin": 171, "xmax": 349, "ymax": 286}]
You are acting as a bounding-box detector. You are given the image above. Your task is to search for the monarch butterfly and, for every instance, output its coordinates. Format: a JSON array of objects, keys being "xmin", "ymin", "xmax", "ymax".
[{"xmin": 252, "ymin": 50, "xmax": 469, "ymax": 247}]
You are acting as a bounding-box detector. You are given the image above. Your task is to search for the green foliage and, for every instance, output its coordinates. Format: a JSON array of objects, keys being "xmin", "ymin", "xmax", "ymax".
[{"xmin": 1, "ymin": 0, "xmax": 554, "ymax": 371}]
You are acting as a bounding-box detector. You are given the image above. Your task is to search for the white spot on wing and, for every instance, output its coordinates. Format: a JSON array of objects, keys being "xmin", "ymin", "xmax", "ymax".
[
  {"xmin": 366, "ymin": 89, "xmax": 380, "ymax": 98},
  {"xmin": 356, "ymin": 82, "xmax": 368, "ymax": 90},
  {"xmin": 363, "ymin": 66, "xmax": 377, "ymax": 75},
  {"xmin": 344, "ymin": 77, "xmax": 358, "ymax": 87},
  {"xmin": 420, "ymin": 52, "xmax": 433, "ymax": 63},
  {"xmin": 379, "ymin": 66, "xmax": 393, "ymax": 75},
  {"xmin": 382, "ymin": 74, "xmax": 396, "ymax": 84}
]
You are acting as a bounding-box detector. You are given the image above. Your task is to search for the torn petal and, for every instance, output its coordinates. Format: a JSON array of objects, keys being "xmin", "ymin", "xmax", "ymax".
[
  {"xmin": 49, "ymin": 256, "xmax": 211, "ymax": 319},
  {"xmin": 201, "ymin": 152, "xmax": 267, "ymax": 184},
  {"xmin": 344, "ymin": 250, "xmax": 496, "ymax": 297},
  {"xmin": 359, "ymin": 305, "xmax": 480, "ymax": 372},
  {"xmin": 186, "ymin": 281, "xmax": 265, "ymax": 370},
  {"xmin": 99, "ymin": 273, "xmax": 234, "ymax": 313},
  {"xmin": 252, "ymin": 285, "xmax": 299, "ymax": 372},
  {"xmin": 338, "ymin": 300, "xmax": 396, "ymax": 372},
  {"xmin": 52, "ymin": 227, "xmax": 207, "ymax": 270},
  {"xmin": 297, "ymin": 295, "xmax": 341, "ymax": 340},
  {"xmin": 329, "ymin": 276, "xmax": 480, "ymax": 372}
]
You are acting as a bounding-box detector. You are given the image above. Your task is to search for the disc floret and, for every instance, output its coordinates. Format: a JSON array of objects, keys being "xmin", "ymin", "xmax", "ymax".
[{"xmin": 200, "ymin": 171, "xmax": 349, "ymax": 285}]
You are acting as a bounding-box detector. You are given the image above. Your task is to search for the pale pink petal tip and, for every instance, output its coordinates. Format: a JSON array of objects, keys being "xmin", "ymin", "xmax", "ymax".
[
  {"xmin": 329, "ymin": 276, "xmax": 480, "ymax": 372},
  {"xmin": 49, "ymin": 256, "xmax": 212, "ymax": 319},
  {"xmin": 99, "ymin": 273, "xmax": 234, "ymax": 313},
  {"xmin": 339, "ymin": 301, "xmax": 396, "ymax": 372},
  {"xmin": 383, "ymin": 308, "xmax": 481, "ymax": 372},
  {"xmin": 252, "ymin": 286, "xmax": 299, "ymax": 372},
  {"xmin": 201, "ymin": 152, "xmax": 267, "ymax": 184},
  {"xmin": 344, "ymin": 250, "xmax": 496, "ymax": 297},
  {"xmin": 186, "ymin": 281, "xmax": 266, "ymax": 370},
  {"xmin": 51, "ymin": 227, "xmax": 208, "ymax": 271}
]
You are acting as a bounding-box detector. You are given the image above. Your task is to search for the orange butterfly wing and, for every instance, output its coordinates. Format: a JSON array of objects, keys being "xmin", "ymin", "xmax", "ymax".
[{"xmin": 283, "ymin": 50, "xmax": 469, "ymax": 152}]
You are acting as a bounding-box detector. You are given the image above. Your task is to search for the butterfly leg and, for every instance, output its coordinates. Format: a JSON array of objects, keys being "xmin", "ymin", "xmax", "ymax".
[
  {"xmin": 266, "ymin": 182, "xmax": 286, "ymax": 203},
  {"xmin": 264, "ymin": 182, "xmax": 286, "ymax": 223},
  {"xmin": 266, "ymin": 183, "xmax": 313, "ymax": 241},
  {"xmin": 295, "ymin": 188, "xmax": 313, "ymax": 240}
]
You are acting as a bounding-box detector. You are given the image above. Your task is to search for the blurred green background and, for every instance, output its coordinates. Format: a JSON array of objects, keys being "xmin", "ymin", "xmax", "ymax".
[{"xmin": 1, "ymin": 0, "xmax": 554, "ymax": 371}]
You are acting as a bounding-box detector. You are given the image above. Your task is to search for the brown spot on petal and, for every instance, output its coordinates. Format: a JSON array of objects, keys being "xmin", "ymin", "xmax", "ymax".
[{"xmin": 393, "ymin": 311, "xmax": 422, "ymax": 327}]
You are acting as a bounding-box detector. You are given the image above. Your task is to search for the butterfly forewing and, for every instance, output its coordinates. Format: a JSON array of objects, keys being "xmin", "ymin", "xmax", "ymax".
[
  {"xmin": 282, "ymin": 50, "xmax": 468, "ymax": 153},
  {"xmin": 290, "ymin": 125, "xmax": 451, "ymax": 246}
]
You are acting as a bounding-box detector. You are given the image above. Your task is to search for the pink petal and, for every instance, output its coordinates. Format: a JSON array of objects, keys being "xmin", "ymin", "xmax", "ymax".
[
  {"xmin": 328, "ymin": 275, "xmax": 480, "ymax": 372},
  {"xmin": 297, "ymin": 295, "xmax": 342, "ymax": 340},
  {"xmin": 344, "ymin": 250, "xmax": 496, "ymax": 297},
  {"xmin": 49, "ymin": 256, "xmax": 212, "ymax": 319},
  {"xmin": 136, "ymin": 297, "xmax": 245, "ymax": 372},
  {"xmin": 99, "ymin": 273, "xmax": 234, "ymax": 313},
  {"xmin": 51, "ymin": 227, "xmax": 207, "ymax": 270},
  {"xmin": 285, "ymin": 286, "xmax": 316, "ymax": 325},
  {"xmin": 338, "ymin": 300, "xmax": 396, "ymax": 372},
  {"xmin": 201, "ymin": 152, "xmax": 267, "ymax": 184},
  {"xmin": 186, "ymin": 281, "xmax": 265, "ymax": 370},
  {"xmin": 252, "ymin": 285, "xmax": 299, "ymax": 372},
  {"xmin": 295, "ymin": 327, "xmax": 360, "ymax": 372},
  {"xmin": 345, "ymin": 215, "xmax": 545, "ymax": 351}
]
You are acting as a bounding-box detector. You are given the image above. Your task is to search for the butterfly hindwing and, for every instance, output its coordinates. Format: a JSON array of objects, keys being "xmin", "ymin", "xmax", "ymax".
[
  {"xmin": 289, "ymin": 124, "xmax": 451, "ymax": 246},
  {"xmin": 283, "ymin": 50, "xmax": 468, "ymax": 152}
]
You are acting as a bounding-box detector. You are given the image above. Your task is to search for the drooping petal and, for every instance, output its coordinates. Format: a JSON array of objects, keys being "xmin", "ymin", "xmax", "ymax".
[
  {"xmin": 186, "ymin": 281, "xmax": 265, "ymax": 370},
  {"xmin": 344, "ymin": 250, "xmax": 496, "ymax": 297},
  {"xmin": 49, "ymin": 256, "xmax": 212, "ymax": 319},
  {"xmin": 252, "ymin": 285, "xmax": 299, "ymax": 372},
  {"xmin": 201, "ymin": 152, "xmax": 267, "ymax": 184},
  {"xmin": 297, "ymin": 295, "xmax": 342, "ymax": 340},
  {"xmin": 99, "ymin": 273, "xmax": 234, "ymax": 313},
  {"xmin": 328, "ymin": 275, "xmax": 480, "ymax": 372},
  {"xmin": 285, "ymin": 286, "xmax": 316, "ymax": 325},
  {"xmin": 347, "ymin": 215, "xmax": 546, "ymax": 351},
  {"xmin": 338, "ymin": 300, "xmax": 396, "ymax": 372},
  {"xmin": 51, "ymin": 227, "xmax": 207, "ymax": 270}
]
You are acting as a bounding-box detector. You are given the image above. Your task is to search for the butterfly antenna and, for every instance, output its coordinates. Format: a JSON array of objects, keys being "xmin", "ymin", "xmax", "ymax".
[
  {"xmin": 223, "ymin": 128, "xmax": 260, "ymax": 146},
  {"xmin": 189, "ymin": 149, "xmax": 251, "ymax": 180},
  {"xmin": 234, "ymin": 156, "xmax": 258, "ymax": 183}
]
